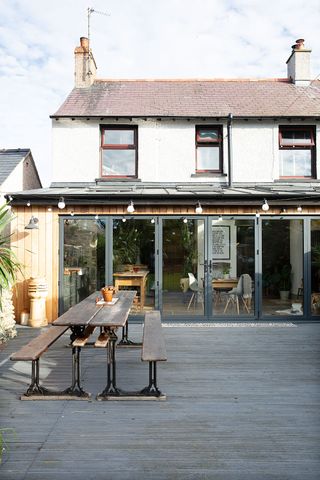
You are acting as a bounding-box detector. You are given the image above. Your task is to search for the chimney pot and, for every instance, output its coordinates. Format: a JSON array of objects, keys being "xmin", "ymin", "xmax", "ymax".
[{"xmin": 80, "ymin": 37, "xmax": 89, "ymax": 50}]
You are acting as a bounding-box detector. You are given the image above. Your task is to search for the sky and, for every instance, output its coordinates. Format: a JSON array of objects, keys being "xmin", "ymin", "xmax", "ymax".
[{"xmin": 0, "ymin": 0, "xmax": 320, "ymax": 187}]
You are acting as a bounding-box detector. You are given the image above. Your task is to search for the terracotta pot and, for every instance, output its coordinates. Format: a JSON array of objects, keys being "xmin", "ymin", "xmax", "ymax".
[{"xmin": 101, "ymin": 289, "xmax": 113, "ymax": 302}]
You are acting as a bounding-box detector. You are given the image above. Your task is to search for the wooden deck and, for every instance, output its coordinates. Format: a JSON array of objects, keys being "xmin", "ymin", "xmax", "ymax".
[{"xmin": 1, "ymin": 322, "xmax": 320, "ymax": 479}]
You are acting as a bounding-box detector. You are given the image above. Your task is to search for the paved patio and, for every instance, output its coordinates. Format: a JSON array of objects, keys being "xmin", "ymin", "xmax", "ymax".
[{"xmin": 1, "ymin": 322, "xmax": 320, "ymax": 480}]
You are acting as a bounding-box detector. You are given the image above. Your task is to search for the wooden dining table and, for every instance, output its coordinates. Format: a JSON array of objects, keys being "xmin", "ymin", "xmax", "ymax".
[
  {"xmin": 53, "ymin": 290, "xmax": 137, "ymax": 399},
  {"xmin": 212, "ymin": 278, "xmax": 238, "ymax": 303},
  {"xmin": 113, "ymin": 270, "xmax": 149, "ymax": 309}
]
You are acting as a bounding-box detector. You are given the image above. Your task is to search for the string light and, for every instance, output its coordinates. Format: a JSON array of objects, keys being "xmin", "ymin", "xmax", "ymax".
[
  {"xmin": 195, "ymin": 201, "xmax": 203, "ymax": 214},
  {"xmin": 127, "ymin": 200, "xmax": 135, "ymax": 213},
  {"xmin": 58, "ymin": 197, "xmax": 65, "ymax": 209}
]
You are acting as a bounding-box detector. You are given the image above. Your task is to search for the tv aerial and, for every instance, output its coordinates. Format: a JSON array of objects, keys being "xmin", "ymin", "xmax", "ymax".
[{"xmin": 87, "ymin": 7, "xmax": 110, "ymax": 74}]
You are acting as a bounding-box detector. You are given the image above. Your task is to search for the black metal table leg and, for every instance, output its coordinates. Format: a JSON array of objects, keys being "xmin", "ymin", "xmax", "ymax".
[
  {"xmin": 97, "ymin": 329, "xmax": 123, "ymax": 399},
  {"xmin": 117, "ymin": 320, "xmax": 142, "ymax": 347}
]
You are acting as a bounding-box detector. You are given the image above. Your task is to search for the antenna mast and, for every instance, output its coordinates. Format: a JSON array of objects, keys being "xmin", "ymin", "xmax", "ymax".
[{"xmin": 87, "ymin": 7, "xmax": 110, "ymax": 75}]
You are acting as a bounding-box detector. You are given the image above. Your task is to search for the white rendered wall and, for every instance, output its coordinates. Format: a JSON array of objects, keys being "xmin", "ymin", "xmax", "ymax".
[
  {"xmin": 51, "ymin": 118, "xmax": 319, "ymax": 184},
  {"xmin": 52, "ymin": 119, "xmax": 100, "ymax": 183},
  {"xmin": 232, "ymin": 123, "xmax": 276, "ymax": 183}
]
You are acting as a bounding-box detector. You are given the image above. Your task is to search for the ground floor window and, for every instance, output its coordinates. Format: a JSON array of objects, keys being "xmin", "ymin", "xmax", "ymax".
[{"xmin": 60, "ymin": 215, "xmax": 319, "ymax": 321}]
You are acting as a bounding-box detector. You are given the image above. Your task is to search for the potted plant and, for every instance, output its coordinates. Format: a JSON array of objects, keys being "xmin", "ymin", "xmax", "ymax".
[
  {"xmin": 278, "ymin": 264, "xmax": 292, "ymax": 300},
  {"xmin": 222, "ymin": 264, "xmax": 230, "ymax": 279}
]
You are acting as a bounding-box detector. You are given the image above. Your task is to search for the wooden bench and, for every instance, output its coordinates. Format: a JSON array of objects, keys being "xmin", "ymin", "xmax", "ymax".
[
  {"xmin": 140, "ymin": 311, "xmax": 167, "ymax": 399},
  {"xmin": 10, "ymin": 325, "xmax": 69, "ymax": 399}
]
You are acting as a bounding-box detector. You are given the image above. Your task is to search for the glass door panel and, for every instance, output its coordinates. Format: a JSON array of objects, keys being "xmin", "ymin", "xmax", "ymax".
[
  {"xmin": 210, "ymin": 218, "xmax": 255, "ymax": 316},
  {"xmin": 262, "ymin": 219, "xmax": 303, "ymax": 316},
  {"xmin": 63, "ymin": 218, "xmax": 105, "ymax": 312},
  {"xmin": 311, "ymin": 220, "xmax": 320, "ymax": 316},
  {"xmin": 162, "ymin": 218, "xmax": 205, "ymax": 316},
  {"xmin": 112, "ymin": 218, "xmax": 155, "ymax": 315}
]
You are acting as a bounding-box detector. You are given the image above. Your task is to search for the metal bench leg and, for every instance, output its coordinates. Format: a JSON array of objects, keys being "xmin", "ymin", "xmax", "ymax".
[
  {"xmin": 25, "ymin": 359, "xmax": 50, "ymax": 396},
  {"xmin": 140, "ymin": 361, "xmax": 162, "ymax": 397}
]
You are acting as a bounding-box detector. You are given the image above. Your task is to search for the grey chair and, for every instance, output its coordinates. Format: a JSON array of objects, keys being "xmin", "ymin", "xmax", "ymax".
[
  {"xmin": 187, "ymin": 273, "xmax": 204, "ymax": 310},
  {"xmin": 223, "ymin": 274, "xmax": 252, "ymax": 314}
]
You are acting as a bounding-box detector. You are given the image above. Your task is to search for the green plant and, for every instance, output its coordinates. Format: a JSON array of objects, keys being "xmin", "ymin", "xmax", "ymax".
[
  {"xmin": 181, "ymin": 222, "xmax": 198, "ymax": 277},
  {"xmin": 113, "ymin": 220, "xmax": 141, "ymax": 268},
  {"xmin": 273, "ymin": 264, "xmax": 292, "ymax": 291},
  {"xmin": 0, "ymin": 428, "xmax": 16, "ymax": 464},
  {"xmin": 0, "ymin": 203, "xmax": 22, "ymax": 309},
  {"xmin": 222, "ymin": 264, "xmax": 230, "ymax": 275}
]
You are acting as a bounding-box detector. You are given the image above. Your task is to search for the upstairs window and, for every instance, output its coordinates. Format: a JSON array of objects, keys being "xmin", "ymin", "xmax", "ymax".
[
  {"xmin": 279, "ymin": 126, "xmax": 315, "ymax": 178},
  {"xmin": 101, "ymin": 126, "xmax": 138, "ymax": 178},
  {"xmin": 196, "ymin": 126, "xmax": 223, "ymax": 173}
]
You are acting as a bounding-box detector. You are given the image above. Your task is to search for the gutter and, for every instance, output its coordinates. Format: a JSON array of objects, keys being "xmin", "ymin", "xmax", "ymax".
[{"xmin": 227, "ymin": 113, "xmax": 233, "ymax": 188}]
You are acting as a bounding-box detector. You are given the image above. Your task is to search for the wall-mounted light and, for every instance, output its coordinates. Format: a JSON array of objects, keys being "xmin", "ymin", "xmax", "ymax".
[
  {"xmin": 58, "ymin": 197, "xmax": 65, "ymax": 209},
  {"xmin": 127, "ymin": 200, "xmax": 135, "ymax": 213},
  {"xmin": 297, "ymin": 205, "xmax": 302, "ymax": 213},
  {"xmin": 195, "ymin": 201, "xmax": 203, "ymax": 214},
  {"xmin": 25, "ymin": 216, "xmax": 39, "ymax": 230},
  {"xmin": 261, "ymin": 199, "xmax": 269, "ymax": 212}
]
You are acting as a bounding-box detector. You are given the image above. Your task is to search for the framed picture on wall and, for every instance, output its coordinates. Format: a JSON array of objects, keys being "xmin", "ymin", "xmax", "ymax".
[{"xmin": 212, "ymin": 225, "xmax": 230, "ymax": 260}]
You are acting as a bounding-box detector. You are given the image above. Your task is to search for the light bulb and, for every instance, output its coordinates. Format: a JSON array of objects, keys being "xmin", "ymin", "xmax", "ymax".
[
  {"xmin": 58, "ymin": 197, "xmax": 65, "ymax": 209},
  {"xmin": 195, "ymin": 202, "xmax": 203, "ymax": 214},
  {"xmin": 262, "ymin": 199, "xmax": 269, "ymax": 212},
  {"xmin": 297, "ymin": 205, "xmax": 302, "ymax": 213},
  {"xmin": 127, "ymin": 201, "xmax": 135, "ymax": 213},
  {"xmin": 151, "ymin": 218, "xmax": 155, "ymax": 224}
]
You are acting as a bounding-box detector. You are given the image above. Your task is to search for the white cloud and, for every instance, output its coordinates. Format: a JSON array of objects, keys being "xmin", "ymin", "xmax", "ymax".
[{"xmin": 0, "ymin": 0, "xmax": 319, "ymax": 186}]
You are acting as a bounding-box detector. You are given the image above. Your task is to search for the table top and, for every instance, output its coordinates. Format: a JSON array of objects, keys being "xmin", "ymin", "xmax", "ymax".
[
  {"xmin": 212, "ymin": 278, "xmax": 238, "ymax": 289},
  {"xmin": 113, "ymin": 270, "xmax": 149, "ymax": 278},
  {"xmin": 53, "ymin": 290, "xmax": 136, "ymax": 328}
]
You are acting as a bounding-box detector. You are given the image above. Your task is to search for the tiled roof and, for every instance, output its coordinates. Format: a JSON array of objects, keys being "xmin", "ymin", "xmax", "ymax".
[
  {"xmin": 52, "ymin": 79, "xmax": 320, "ymax": 118},
  {"xmin": 0, "ymin": 149, "xmax": 30, "ymax": 185}
]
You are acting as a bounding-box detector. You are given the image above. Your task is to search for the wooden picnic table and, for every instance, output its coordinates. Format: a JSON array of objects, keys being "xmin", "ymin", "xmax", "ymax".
[{"xmin": 53, "ymin": 290, "xmax": 137, "ymax": 398}]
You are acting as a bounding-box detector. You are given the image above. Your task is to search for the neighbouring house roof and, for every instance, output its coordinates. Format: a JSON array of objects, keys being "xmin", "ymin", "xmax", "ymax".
[
  {"xmin": 0, "ymin": 149, "xmax": 42, "ymax": 187},
  {"xmin": 7, "ymin": 182, "xmax": 320, "ymax": 207},
  {"xmin": 52, "ymin": 79, "xmax": 320, "ymax": 118}
]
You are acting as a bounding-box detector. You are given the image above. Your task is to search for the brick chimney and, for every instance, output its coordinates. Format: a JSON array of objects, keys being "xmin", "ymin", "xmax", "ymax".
[
  {"xmin": 286, "ymin": 39, "xmax": 311, "ymax": 86},
  {"xmin": 74, "ymin": 37, "xmax": 97, "ymax": 88}
]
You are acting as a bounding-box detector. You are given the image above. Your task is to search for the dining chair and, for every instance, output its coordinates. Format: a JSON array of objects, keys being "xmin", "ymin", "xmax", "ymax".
[
  {"xmin": 187, "ymin": 273, "xmax": 204, "ymax": 310},
  {"xmin": 223, "ymin": 274, "xmax": 252, "ymax": 314}
]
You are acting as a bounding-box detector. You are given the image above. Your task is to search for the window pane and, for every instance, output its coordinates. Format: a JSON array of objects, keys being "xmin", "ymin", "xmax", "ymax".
[
  {"xmin": 103, "ymin": 129, "xmax": 134, "ymax": 145},
  {"xmin": 281, "ymin": 129, "xmax": 312, "ymax": 145},
  {"xmin": 281, "ymin": 150, "xmax": 311, "ymax": 176},
  {"xmin": 63, "ymin": 219, "xmax": 105, "ymax": 312},
  {"xmin": 197, "ymin": 147, "xmax": 220, "ymax": 170},
  {"xmin": 102, "ymin": 150, "xmax": 136, "ymax": 176},
  {"xmin": 197, "ymin": 128, "xmax": 219, "ymax": 142}
]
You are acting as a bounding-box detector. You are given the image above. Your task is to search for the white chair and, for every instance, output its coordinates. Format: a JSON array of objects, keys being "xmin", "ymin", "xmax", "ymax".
[
  {"xmin": 187, "ymin": 273, "xmax": 204, "ymax": 310},
  {"xmin": 223, "ymin": 274, "xmax": 252, "ymax": 314}
]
